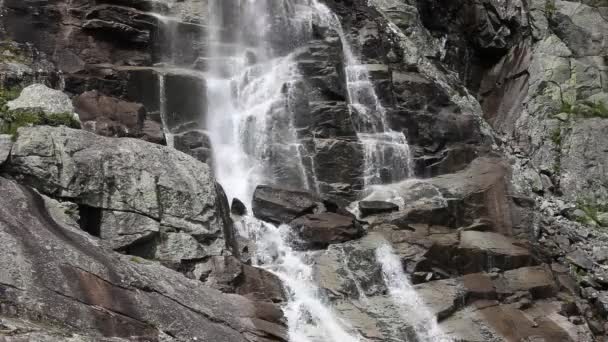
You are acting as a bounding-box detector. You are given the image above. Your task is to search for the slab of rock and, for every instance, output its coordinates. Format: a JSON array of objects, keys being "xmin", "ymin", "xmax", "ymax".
[
  {"xmin": 252, "ymin": 185, "xmax": 320, "ymax": 224},
  {"xmin": 359, "ymin": 201, "xmax": 399, "ymax": 217},
  {"xmin": 98, "ymin": 210, "xmax": 160, "ymax": 251},
  {"xmin": 8, "ymin": 126, "xmax": 225, "ymax": 238},
  {"xmin": 0, "ymin": 134, "xmax": 12, "ymax": 165},
  {"xmin": 290, "ymin": 212, "xmax": 364, "ymax": 249},
  {"xmin": 0, "ymin": 176, "xmax": 286, "ymax": 341},
  {"xmin": 566, "ymin": 249, "xmax": 595, "ymax": 270},
  {"xmin": 195, "ymin": 256, "xmax": 286, "ymax": 303},
  {"xmin": 154, "ymin": 232, "xmax": 208, "ymax": 263},
  {"xmin": 457, "ymin": 231, "xmax": 533, "ymax": 273},
  {"xmin": 463, "ymin": 273, "xmax": 497, "ymax": 301},
  {"xmin": 73, "ymin": 90, "xmax": 145, "ymax": 137},
  {"xmin": 494, "ymin": 266, "xmax": 558, "ymax": 299},
  {"xmin": 8, "ymin": 83, "xmax": 74, "ymax": 114}
]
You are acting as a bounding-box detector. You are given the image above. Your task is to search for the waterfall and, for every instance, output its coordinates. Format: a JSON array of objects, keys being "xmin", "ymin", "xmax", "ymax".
[
  {"xmin": 158, "ymin": 73, "xmax": 174, "ymax": 148},
  {"xmin": 204, "ymin": 1, "xmax": 362, "ymax": 340},
  {"xmin": 311, "ymin": 2, "xmax": 414, "ymax": 188},
  {"xmin": 238, "ymin": 217, "xmax": 362, "ymax": 342},
  {"xmin": 204, "ymin": 0, "xmax": 312, "ymax": 204},
  {"xmin": 376, "ymin": 244, "xmax": 449, "ymax": 341},
  {"xmin": 149, "ymin": 0, "xmax": 430, "ymax": 340}
]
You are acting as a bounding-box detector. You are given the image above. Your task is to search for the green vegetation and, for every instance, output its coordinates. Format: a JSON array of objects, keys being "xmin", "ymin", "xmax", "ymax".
[
  {"xmin": 0, "ymin": 87, "xmax": 80, "ymax": 138},
  {"xmin": 575, "ymin": 197, "xmax": 608, "ymax": 228},
  {"xmin": 550, "ymin": 126, "xmax": 562, "ymax": 146},
  {"xmin": 0, "ymin": 87, "xmax": 21, "ymax": 112},
  {"xmin": 130, "ymin": 256, "xmax": 144, "ymax": 263},
  {"xmin": 1, "ymin": 109, "xmax": 80, "ymax": 137},
  {"xmin": 545, "ymin": 0, "xmax": 557, "ymax": 16},
  {"xmin": 555, "ymin": 99, "xmax": 608, "ymax": 119},
  {"xmin": 0, "ymin": 42, "xmax": 30, "ymax": 64}
]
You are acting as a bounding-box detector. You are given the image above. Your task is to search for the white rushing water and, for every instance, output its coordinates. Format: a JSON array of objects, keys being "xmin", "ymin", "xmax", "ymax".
[
  {"xmin": 376, "ymin": 244, "xmax": 449, "ymax": 341},
  {"xmin": 311, "ymin": 2, "xmax": 414, "ymax": 188},
  {"xmin": 197, "ymin": 1, "xmax": 435, "ymax": 341},
  {"xmin": 204, "ymin": 1, "xmax": 362, "ymax": 341}
]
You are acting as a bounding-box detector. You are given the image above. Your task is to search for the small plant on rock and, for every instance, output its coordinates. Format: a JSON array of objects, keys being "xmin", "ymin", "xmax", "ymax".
[
  {"xmin": 575, "ymin": 197, "xmax": 608, "ymax": 228},
  {"xmin": 0, "ymin": 108, "xmax": 80, "ymax": 137}
]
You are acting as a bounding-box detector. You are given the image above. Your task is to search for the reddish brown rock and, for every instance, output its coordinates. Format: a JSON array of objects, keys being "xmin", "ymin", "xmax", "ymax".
[
  {"xmin": 290, "ymin": 212, "xmax": 364, "ymax": 249},
  {"xmin": 74, "ymin": 90, "xmax": 146, "ymax": 137}
]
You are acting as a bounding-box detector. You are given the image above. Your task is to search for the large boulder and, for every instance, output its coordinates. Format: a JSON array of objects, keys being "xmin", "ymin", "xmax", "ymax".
[
  {"xmin": 252, "ymin": 185, "xmax": 321, "ymax": 224},
  {"xmin": 290, "ymin": 212, "xmax": 364, "ymax": 249},
  {"xmin": 8, "ymin": 126, "xmax": 222, "ymax": 236},
  {"xmin": 0, "ymin": 176, "xmax": 286, "ymax": 341},
  {"xmin": 8, "ymin": 84, "xmax": 74, "ymax": 115},
  {"xmin": 6, "ymin": 126, "xmax": 236, "ymax": 270}
]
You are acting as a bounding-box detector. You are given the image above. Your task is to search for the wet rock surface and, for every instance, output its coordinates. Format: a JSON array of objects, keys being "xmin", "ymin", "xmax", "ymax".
[
  {"xmin": 252, "ymin": 185, "xmax": 321, "ymax": 224},
  {"xmin": 290, "ymin": 212, "xmax": 364, "ymax": 249},
  {"xmin": 0, "ymin": 0, "xmax": 607, "ymax": 340},
  {"xmin": 358, "ymin": 200, "xmax": 399, "ymax": 217}
]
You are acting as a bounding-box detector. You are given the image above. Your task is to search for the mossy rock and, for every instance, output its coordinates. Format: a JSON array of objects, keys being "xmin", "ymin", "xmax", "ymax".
[{"xmin": 0, "ymin": 108, "xmax": 80, "ymax": 137}]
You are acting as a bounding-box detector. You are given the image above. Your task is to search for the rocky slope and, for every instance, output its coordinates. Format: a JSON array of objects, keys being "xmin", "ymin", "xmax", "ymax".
[{"xmin": 0, "ymin": 0, "xmax": 607, "ymax": 341}]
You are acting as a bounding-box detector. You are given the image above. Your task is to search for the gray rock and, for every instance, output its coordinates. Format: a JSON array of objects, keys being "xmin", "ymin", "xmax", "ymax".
[
  {"xmin": 155, "ymin": 232, "xmax": 208, "ymax": 262},
  {"xmin": 0, "ymin": 134, "xmax": 12, "ymax": 165},
  {"xmin": 560, "ymin": 119, "xmax": 608, "ymax": 202},
  {"xmin": 0, "ymin": 176, "xmax": 286, "ymax": 341},
  {"xmin": 8, "ymin": 126, "xmax": 224, "ymax": 238},
  {"xmin": 566, "ymin": 250, "xmax": 595, "ymax": 270},
  {"xmin": 99, "ymin": 210, "xmax": 160, "ymax": 251},
  {"xmin": 593, "ymin": 246, "xmax": 608, "ymax": 263},
  {"xmin": 8, "ymin": 84, "xmax": 75, "ymax": 115}
]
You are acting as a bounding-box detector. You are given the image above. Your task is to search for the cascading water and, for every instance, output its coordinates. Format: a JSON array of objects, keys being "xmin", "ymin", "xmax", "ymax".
[
  {"xmin": 376, "ymin": 244, "xmax": 450, "ymax": 341},
  {"xmin": 197, "ymin": 0, "xmax": 432, "ymax": 341},
  {"xmin": 205, "ymin": 0, "xmax": 312, "ymax": 204},
  {"xmin": 311, "ymin": 3, "xmax": 414, "ymax": 188},
  {"xmin": 204, "ymin": 1, "xmax": 362, "ymax": 341}
]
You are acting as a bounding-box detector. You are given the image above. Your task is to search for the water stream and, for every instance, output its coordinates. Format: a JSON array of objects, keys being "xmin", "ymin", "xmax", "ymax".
[{"xmin": 156, "ymin": 0, "xmax": 437, "ymax": 340}]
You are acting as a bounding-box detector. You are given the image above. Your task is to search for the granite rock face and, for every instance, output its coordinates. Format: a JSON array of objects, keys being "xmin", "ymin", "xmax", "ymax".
[
  {"xmin": 0, "ymin": 176, "xmax": 286, "ymax": 342},
  {"xmin": 6, "ymin": 126, "xmax": 240, "ymax": 276}
]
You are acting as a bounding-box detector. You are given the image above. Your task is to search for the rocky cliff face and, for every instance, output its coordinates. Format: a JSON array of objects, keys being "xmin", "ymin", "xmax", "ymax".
[{"xmin": 0, "ymin": 0, "xmax": 607, "ymax": 341}]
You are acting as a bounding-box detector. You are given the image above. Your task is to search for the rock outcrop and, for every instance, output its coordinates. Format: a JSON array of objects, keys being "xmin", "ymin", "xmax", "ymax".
[{"xmin": 0, "ymin": 176, "xmax": 286, "ymax": 342}]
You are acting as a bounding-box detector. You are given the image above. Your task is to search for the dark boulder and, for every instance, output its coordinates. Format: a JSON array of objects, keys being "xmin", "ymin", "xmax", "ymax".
[
  {"xmin": 252, "ymin": 185, "xmax": 320, "ymax": 224},
  {"xmin": 290, "ymin": 212, "xmax": 364, "ymax": 249},
  {"xmin": 359, "ymin": 201, "xmax": 399, "ymax": 217},
  {"xmin": 231, "ymin": 198, "xmax": 248, "ymax": 216},
  {"xmin": 174, "ymin": 130, "xmax": 213, "ymax": 164}
]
